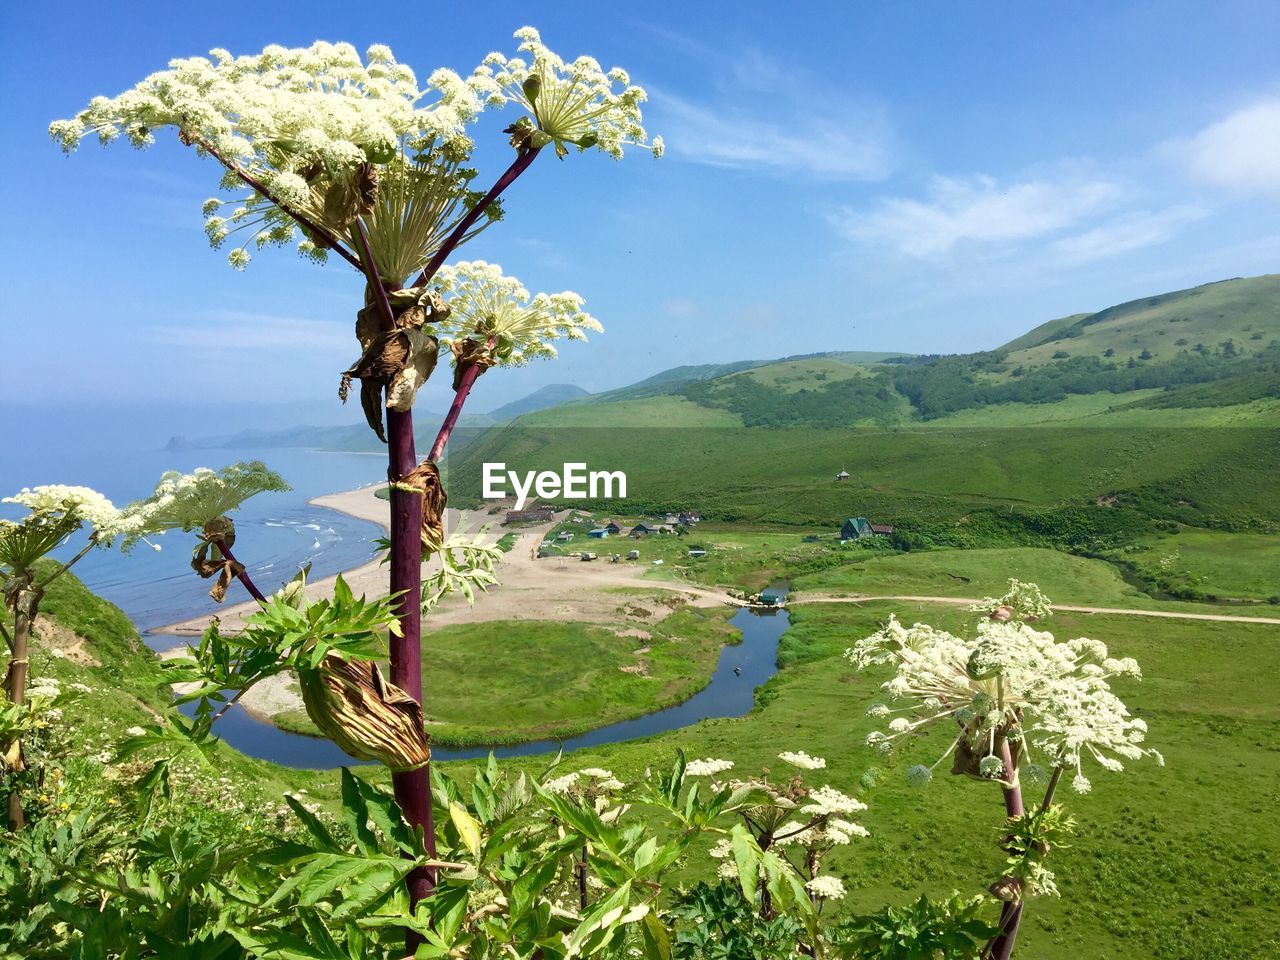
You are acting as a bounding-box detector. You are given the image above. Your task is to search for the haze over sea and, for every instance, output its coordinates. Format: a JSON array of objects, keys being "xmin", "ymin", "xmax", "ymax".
[{"xmin": 0, "ymin": 407, "xmax": 385, "ymax": 640}]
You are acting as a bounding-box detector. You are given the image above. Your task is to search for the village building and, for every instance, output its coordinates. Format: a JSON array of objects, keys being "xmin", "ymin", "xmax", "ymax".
[
  {"xmin": 840, "ymin": 517, "xmax": 893, "ymax": 541},
  {"xmin": 629, "ymin": 522, "xmax": 675, "ymax": 537},
  {"xmin": 759, "ymin": 587, "xmax": 789, "ymax": 606},
  {"xmin": 587, "ymin": 528, "xmax": 610, "ymax": 539},
  {"xmin": 603, "ymin": 520, "xmax": 623, "ymax": 534}
]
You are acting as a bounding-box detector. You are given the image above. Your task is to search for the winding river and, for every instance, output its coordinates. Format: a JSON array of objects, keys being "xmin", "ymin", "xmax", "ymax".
[{"xmin": 157, "ymin": 606, "xmax": 789, "ymax": 769}]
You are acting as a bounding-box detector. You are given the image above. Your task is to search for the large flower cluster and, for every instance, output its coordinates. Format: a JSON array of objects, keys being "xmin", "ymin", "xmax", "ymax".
[
  {"xmin": 431, "ymin": 260, "xmax": 602, "ymax": 365},
  {"xmin": 50, "ymin": 42, "xmax": 491, "ymax": 268},
  {"xmin": 2, "ymin": 484, "xmax": 137, "ymax": 545},
  {"xmin": 970, "ymin": 578, "xmax": 1054, "ymax": 621},
  {"xmin": 481, "ymin": 27, "xmax": 662, "ymax": 159},
  {"xmin": 120, "ymin": 462, "xmax": 290, "ymax": 550},
  {"xmin": 848, "ymin": 609, "xmax": 1161, "ymax": 793}
]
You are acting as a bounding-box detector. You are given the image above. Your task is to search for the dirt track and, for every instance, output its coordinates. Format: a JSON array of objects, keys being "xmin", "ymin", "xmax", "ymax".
[{"xmin": 793, "ymin": 592, "xmax": 1280, "ymax": 625}]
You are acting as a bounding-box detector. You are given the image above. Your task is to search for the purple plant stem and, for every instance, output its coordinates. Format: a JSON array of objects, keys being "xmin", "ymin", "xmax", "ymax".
[
  {"xmin": 362, "ymin": 147, "xmax": 541, "ymax": 948},
  {"xmin": 407, "ymin": 147, "xmax": 541, "ymax": 290},
  {"xmin": 986, "ymin": 739, "xmax": 1026, "ymax": 960},
  {"xmin": 385, "ymin": 407, "xmax": 437, "ymax": 923},
  {"xmin": 213, "ymin": 539, "xmax": 267, "ymax": 604},
  {"xmin": 428, "ymin": 353, "xmax": 490, "ymax": 463},
  {"xmin": 352, "ymin": 214, "xmax": 438, "ymax": 942}
]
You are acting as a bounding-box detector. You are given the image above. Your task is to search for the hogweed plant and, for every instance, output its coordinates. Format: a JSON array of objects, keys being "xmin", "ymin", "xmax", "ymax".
[
  {"xmin": 0, "ymin": 484, "xmax": 147, "ymax": 829},
  {"xmin": 848, "ymin": 580, "xmax": 1162, "ymax": 960},
  {"xmin": 50, "ymin": 25, "xmax": 659, "ymax": 949}
]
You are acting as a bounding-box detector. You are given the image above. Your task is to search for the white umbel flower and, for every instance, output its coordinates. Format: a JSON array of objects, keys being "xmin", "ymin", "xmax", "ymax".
[
  {"xmin": 684, "ymin": 758, "xmax": 735, "ymax": 777},
  {"xmin": 846, "ymin": 594, "xmax": 1161, "ymax": 792},
  {"xmin": 483, "ymin": 27, "xmax": 662, "ymax": 159},
  {"xmin": 805, "ymin": 875, "xmax": 846, "ymax": 900},
  {"xmin": 778, "ymin": 750, "xmax": 827, "ymax": 770},
  {"xmin": 431, "ymin": 260, "xmax": 602, "ymax": 365}
]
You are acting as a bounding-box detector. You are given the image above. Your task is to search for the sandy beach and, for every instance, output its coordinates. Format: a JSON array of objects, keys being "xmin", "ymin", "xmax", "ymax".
[{"xmin": 157, "ymin": 484, "xmax": 735, "ymax": 722}]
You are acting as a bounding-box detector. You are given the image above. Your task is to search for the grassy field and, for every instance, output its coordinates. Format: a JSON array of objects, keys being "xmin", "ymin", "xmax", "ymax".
[
  {"xmin": 29, "ymin": 560, "xmax": 1280, "ymax": 957},
  {"xmin": 1114, "ymin": 529, "xmax": 1280, "ymax": 602},
  {"xmin": 423, "ymin": 600, "xmax": 1280, "ymax": 959},
  {"xmin": 788, "ymin": 544, "xmax": 1276, "ymax": 613},
  {"xmin": 27, "ymin": 568, "xmax": 335, "ymax": 799},
  {"xmin": 453, "ymin": 424, "xmax": 1280, "ymax": 540},
  {"xmin": 277, "ymin": 602, "xmax": 740, "ymax": 747}
]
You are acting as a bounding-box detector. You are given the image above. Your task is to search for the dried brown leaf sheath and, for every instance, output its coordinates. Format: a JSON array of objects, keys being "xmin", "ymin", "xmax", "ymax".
[
  {"xmin": 398, "ymin": 459, "xmax": 447, "ymax": 552},
  {"xmin": 450, "ymin": 338, "xmax": 497, "ymax": 391},
  {"xmin": 297, "ymin": 652, "xmax": 431, "ymax": 771},
  {"xmin": 340, "ymin": 288, "xmax": 445, "ymax": 441},
  {"xmin": 191, "ymin": 516, "xmax": 244, "ymax": 603}
]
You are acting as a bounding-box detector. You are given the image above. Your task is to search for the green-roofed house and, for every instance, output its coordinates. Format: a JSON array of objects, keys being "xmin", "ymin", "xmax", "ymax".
[{"xmin": 840, "ymin": 517, "xmax": 875, "ymax": 541}]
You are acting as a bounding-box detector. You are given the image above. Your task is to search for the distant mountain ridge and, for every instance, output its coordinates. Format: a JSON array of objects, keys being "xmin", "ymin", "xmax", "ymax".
[
  {"xmin": 175, "ymin": 273, "xmax": 1280, "ymax": 449},
  {"xmin": 508, "ymin": 274, "xmax": 1280, "ymax": 430}
]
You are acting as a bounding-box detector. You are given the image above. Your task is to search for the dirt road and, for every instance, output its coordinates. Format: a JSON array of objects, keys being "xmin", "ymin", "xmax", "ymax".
[{"xmin": 793, "ymin": 592, "xmax": 1280, "ymax": 625}]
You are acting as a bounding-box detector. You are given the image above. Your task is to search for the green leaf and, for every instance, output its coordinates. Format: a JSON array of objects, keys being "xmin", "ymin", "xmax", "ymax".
[
  {"xmin": 449, "ymin": 802, "xmax": 482, "ymax": 857},
  {"xmin": 640, "ymin": 910, "xmax": 673, "ymax": 960},
  {"xmin": 731, "ymin": 824, "xmax": 762, "ymax": 905}
]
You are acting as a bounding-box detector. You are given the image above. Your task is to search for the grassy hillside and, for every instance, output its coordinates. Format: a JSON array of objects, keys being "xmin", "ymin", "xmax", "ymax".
[
  {"xmin": 453, "ymin": 424, "xmax": 1280, "ymax": 543},
  {"xmin": 484, "ymin": 274, "xmax": 1280, "ymax": 432},
  {"xmin": 1003, "ymin": 275, "xmax": 1280, "ymax": 365}
]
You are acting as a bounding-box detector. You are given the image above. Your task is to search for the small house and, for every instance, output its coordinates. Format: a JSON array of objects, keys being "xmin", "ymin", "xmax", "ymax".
[
  {"xmin": 835, "ymin": 469, "xmax": 850, "ymax": 481},
  {"xmin": 687, "ymin": 548, "xmax": 707, "ymax": 558},
  {"xmin": 870, "ymin": 523, "xmax": 895, "ymax": 536},
  {"xmin": 677, "ymin": 511, "xmax": 702, "ymax": 525},
  {"xmin": 556, "ymin": 531, "xmax": 575, "ymax": 542},
  {"xmin": 840, "ymin": 517, "xmax": 874, "ymax": 541},
  {"xmin": 603, "ymin": 520, "xmax": 623, "ymax": 535},
  {"xmin": 630, "ymin": 522, "xmax": 672, "ymax": 537},
  {"xmin": 759, "ymin": 587, "xmax": 788, "ymax": 606},
  {"xmin": 588, "ymin": 528, "xmax": 610, "ymax": 539}
]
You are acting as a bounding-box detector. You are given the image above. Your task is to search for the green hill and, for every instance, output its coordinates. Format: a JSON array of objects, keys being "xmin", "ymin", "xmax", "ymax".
[
  {"xmin": 1000, "ymin": 275, "xmax": 1280, "ymax": 365},
  {"xmin": 452, "ymin": 275, "xmax": 1280, "ymax": 544},
  {"xmin": 494, "ymin": 275, "xmax": 1280, "ymax": 431}
]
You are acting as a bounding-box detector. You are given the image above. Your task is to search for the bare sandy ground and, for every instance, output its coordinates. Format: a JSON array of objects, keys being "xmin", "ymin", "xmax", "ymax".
[{"xmin": 155, "ymin": 485, "xmax": 736, "ymax": 721}]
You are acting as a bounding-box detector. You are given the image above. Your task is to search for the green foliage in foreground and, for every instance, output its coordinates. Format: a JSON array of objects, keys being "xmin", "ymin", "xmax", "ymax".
[{"xmin": 8, "ymin": 570, "xmax": 1280, "ymax": 958}]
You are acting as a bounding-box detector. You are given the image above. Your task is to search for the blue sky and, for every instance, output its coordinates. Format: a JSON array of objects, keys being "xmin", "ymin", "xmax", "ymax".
[{"xmin": 4, "ymin": 0, "xmax": 1280, "ymax": 441}]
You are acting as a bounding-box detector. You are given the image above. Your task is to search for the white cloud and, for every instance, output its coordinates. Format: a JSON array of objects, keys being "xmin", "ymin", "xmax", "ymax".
[
  {"xmin": 661, "ymin": 298, "xmax": 703, "ymax": 320},
  {"xmin": 1049, "ymin": 205, "xmax": 1206, "ymax": 264},
  {"xmin": 146, "ymin": 311, "xmax": 351, "ymax": 352},
  {"xmin": 656, "ymin": 89, "xmax": 894, "ymax": 180},
  {"xmin": 1176, "ymin": 100, "xmax": 1280, "ymax": 192},
  {"xmin": 836, "ymin": 174, "xmax": 1122, "ymax": 258}
]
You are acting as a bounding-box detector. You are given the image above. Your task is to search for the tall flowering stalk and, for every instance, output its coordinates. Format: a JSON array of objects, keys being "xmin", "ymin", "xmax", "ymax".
[
  {"xmin": 847, "ymin": 581, "xmax": 1162, "ymax": 959},
  {"xmin": 0, "ymin": 486, "xmax": 140, "ymax": 828},
  {"xmin": 52, "ymin": 27, "xmax": 659, "ymax": 937}
]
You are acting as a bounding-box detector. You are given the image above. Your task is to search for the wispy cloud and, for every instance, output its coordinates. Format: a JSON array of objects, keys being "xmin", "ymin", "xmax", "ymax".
[
  {"xmin": 641, "ymin": 33, "xmax": 895, "ymax": 181},
  {"xmin": 146, "ymin": 311, "xmax": 351, "ymax": 352},
  {"xmin": 1171, "ymin": 99, "xmax": 1280, "ymax": 192},
  {"xmin": 835, "ymin": 173, "xmax": 1122, "ymax": 258},
  {"xmin": 661, "ymin": 298, "xmax": 703, "ymax": 320},
  {"xmin": 1049, "ymin": 205, "xmax": 1206, "ymax": 264},
  {"xmin": 656, "ymin": 90, "xmax": 895, "ymax": 180}
]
